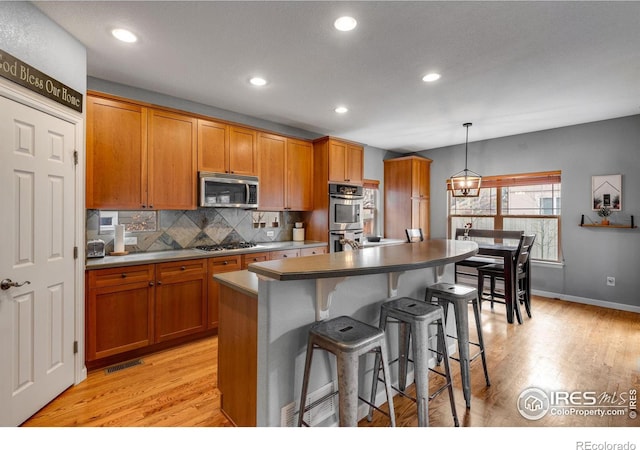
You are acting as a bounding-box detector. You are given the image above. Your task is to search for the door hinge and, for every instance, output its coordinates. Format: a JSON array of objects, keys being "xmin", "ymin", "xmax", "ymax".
[
  {"xmin": 74, "ymin": 246, "xmax": 78, "ymax": 259},
  {"xmin": 73, "ymin": 150, "xmax": 78, "ymax": 165},
  {"xmin": 73, "ymin": 341, "xmax": 78, "ymax": 354}
]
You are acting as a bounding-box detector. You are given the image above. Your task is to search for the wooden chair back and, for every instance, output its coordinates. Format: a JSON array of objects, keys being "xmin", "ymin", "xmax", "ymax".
[{"xmin": 514, "ymin": 234, "xmax": 536, "ymax": 271}]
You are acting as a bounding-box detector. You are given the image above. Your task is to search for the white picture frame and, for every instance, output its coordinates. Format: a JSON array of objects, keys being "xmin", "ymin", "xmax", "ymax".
[{"xmin": 592, "ymin": 174, "xmax": 621, "ymax": 211}]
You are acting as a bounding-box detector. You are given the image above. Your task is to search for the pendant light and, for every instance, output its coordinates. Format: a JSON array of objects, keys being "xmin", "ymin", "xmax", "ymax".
[{"xmin": 447, "ymin": 122, "xmax": 482, "ymax": 197}]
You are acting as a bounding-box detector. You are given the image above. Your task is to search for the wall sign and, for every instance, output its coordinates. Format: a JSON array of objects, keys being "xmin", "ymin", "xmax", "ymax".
[{"xmin": 0, "ymin": 49, "xmax": 83, "ymax": 113}]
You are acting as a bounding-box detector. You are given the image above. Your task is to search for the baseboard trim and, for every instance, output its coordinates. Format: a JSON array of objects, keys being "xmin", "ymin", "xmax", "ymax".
[{"xmin": 533, "ymin": 289, "xmax": 640, "ymax": 314}]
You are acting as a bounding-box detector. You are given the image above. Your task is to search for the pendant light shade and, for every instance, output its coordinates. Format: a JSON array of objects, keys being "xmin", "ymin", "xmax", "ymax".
[{"xmin": 447, "ymin": 122, "xmax": 482, "ymax": 197}]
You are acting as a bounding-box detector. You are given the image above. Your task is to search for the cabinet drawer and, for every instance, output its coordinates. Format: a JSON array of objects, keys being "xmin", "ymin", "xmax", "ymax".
[
  {"xmin": 300, "ymin": 247, "xmax": 327, "ymax": 256},
  {"xmin": 157, "ymin": 259, "xmax": 207, "ymax": 281},
  {"xmin": 208, "ymin": 255, "xmax": 242, "ymax": 272},
  {"xmin": 242, "ymin": 252, "xmax": 270, "ymax": 269},
  {"xmin": 88, "ymin": 264, "xmax": 154, "ymax": 288},
  {"xmin": 270, "ymin": 249, "xmax": 300, "ymax": 260}
]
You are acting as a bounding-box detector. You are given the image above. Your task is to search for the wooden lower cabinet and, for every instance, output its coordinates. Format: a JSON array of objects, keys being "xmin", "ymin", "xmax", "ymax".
[
  {"xmin": 155, "ymin": 260, "xmax": 207, "ymax": 342},
  {"xmin": 269, "ymin": 249, "xmax": 300, "ymax": 260},
  {"xmin": 207, "ymin": 255, "xmax": 242, "ymax": 329},
  {"xmin": 300, "ymin": 246, "xmax": 327, "ymax": 256},
  {"xmin": 242, "ymin": 252, "xmax": 270, "ymax": 269},
  {"xmin": 86, "ymin": 265, "xmax": 155, "ymax": 361}
]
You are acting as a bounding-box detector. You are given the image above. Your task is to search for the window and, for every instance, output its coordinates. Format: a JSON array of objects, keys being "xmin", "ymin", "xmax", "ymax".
[
  {"xmin": 363, "ymin": 179, "xmax": 380, "ymax": 237},
  {"xmin": 448, "ymin": 171, "xmax": 561, "ymax": 262}
]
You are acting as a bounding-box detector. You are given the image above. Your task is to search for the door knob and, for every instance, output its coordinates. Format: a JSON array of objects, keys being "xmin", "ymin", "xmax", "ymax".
[{"xmin": 1, "ymin": 279, "xmax": 31, "ymax": 290}]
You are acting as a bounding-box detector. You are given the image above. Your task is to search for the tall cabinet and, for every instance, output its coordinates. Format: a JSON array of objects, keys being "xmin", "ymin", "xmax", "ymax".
[{"xmin": 384, "ymin": 155, "xmax": 432, "ymax": 240}]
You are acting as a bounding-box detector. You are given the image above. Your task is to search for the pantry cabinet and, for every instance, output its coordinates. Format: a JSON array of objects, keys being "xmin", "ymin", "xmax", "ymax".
[
  {"xmin": 384, "ymin": 155, "xmax": 432, "ymax": 240},
  {"xmin": 258, "ymin": 134, "xmax": 313, "ymax": 211},
  {"xmin": 86, "ymin": 93, "xmax": 197, "ymax": 210}
]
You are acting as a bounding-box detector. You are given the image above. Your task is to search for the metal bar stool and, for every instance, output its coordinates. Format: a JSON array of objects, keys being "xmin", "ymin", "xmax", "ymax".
[
  {"xmin": 367, "ymin": 297, "xmax": 459, "ymax": 427},
  {"xmin": 425, "ymin": 283, "xmax": 490, "ymax": 408},
  {"xmin": 298, "ymin": 315, "xmax": 396, "ymax": 427}
]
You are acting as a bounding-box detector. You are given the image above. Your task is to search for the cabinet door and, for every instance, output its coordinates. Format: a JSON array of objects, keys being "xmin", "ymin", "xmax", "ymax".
[
  {"xmin": 198, "ymin": 119, "xmax": 228, "ymax": 173},
  {"xmin": 257, "ymin": 133, "xmax": 286, "ymax": 210},
  {"xmin": 148, "ymin": 109, "xmax": 197, "ymax": 210},
  {"xmin": 287, "ymin": 139, "xmax": 313, "ymax": 211},
  {"xmin": 207, "ymin": 255, "xmax": 242, "ymax": 329},
  {"xmin": 328, "ymin": 140, "xmax": 347, "ymax": 183},
  {"xmin": 155, "ymin": 260, "xmax": 208, "ymax": 342},
  {"xmin": 411, "ymin": 198, "xmax": 430, "ymax": 239},
  {"xmin": 345, "ymin": 144, "xmax": 364, "ymax": 185},
  {"xmin": 86, "ymin": 96, "xmax": 147, "ymax": 209},
  {"xmin": 86, "ymin": 265, "xmax": 155, "ymax": 361},
  {"xmin": 229, "ymin": 126, "xmax": 257, "ymax": 175},
  {"xmin": 411, "ymin": 158, "xmax": 430, "ymax": 199}
]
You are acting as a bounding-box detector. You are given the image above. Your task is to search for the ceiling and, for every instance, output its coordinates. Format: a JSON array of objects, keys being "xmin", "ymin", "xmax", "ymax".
[{"xmin": 33, "ymin": 1, "xmax": 640, "ymax": 152}]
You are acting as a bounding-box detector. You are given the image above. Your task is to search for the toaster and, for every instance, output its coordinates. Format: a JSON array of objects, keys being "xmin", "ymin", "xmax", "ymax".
[{"xmin": 87, "ymin": 239, "xmax": 106, "ymax": 258}]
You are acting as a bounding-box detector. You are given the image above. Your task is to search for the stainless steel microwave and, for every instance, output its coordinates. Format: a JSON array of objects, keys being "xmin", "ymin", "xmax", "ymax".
[{"xmin": 199, "ymin": 172, "xmax": 259, "ymax": 208}]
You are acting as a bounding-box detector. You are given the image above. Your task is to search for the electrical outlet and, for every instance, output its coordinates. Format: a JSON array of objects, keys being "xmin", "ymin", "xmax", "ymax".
[
  {"xmin": 124, "ymin": 237, "xmax": 137, "ymax": 245},
  {"xmin": 266, "ymin": 231, "xmax": 275, "ymax": 237},
  {"xmin": 606, "ymin": 276, "xmax": 615, "ymax": 286}
]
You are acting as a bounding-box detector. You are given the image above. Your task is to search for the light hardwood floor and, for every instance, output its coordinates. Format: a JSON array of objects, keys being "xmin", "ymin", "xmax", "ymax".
[{"xmin": 22, "ymin": 295, "xmax": 639, "ymax": 427}]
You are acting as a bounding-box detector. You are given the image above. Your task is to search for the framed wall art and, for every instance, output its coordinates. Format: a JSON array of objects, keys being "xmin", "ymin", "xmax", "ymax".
[{"xmin": 592, "ymin": 174, "xmax": 621, "ymax": 211}]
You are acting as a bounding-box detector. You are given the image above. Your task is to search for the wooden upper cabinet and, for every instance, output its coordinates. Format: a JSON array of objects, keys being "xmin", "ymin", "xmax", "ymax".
[
  {"xmin": 327, "ymin": 138, "xmax": 364, "ymax": 184},
  {"xmin": 258, "ymin": 134, "xmax": 313, "ymax": 211},
  {"xmin": 86, "ymin": 96, "xmax": 147, "ymax": 209},
  {"xmin": 87, "ymin": 93, "xmax": 197, "ymax": 210},
  {"xmin": 147, "ymin": 109, "xmax": 198, "ymax": 210},
  {"xmin": 228, "ymin": 126, "xmax": 257, "ymax": 175},
  {"xmin": 197, "ymin": 119, "xmax": 229, "ymax": 173},
  {"xmin": 257, "ymin": 133, "xmax": 287, "ymax": 210},
  {"xmin": 411, "ymin": 157, "xmax": 430, "ymax": 199},
  {"xmin": 286, "ymin": 138, "xmax": 313, "ymax": 211}
]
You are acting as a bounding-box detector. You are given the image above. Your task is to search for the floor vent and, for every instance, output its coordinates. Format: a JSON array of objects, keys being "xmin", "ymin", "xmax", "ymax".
[
  {"xmin": 280, "ymin": 380, "xmax": 338, "ymax": 426},
  {"xmin": 104, "ymin": 359, "xmax": 143, "ymax": 374}
]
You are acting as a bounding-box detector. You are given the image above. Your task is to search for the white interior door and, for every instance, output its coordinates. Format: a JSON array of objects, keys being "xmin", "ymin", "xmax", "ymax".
[{"xmin": 0, "ymin": 94, "xmax": 76, "ymax": 426}]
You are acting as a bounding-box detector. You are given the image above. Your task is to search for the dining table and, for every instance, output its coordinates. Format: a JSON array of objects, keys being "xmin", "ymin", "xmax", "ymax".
[{"xmin": 476, "ymin": 243, "xmax": 522, "ymax": 324}]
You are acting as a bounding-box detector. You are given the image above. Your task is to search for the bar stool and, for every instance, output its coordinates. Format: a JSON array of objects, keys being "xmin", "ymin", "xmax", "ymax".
[
  {"xmin": 425, "ymin": 283, "xmax": 490, "ymax": 408},
  {"xmin": 368, "ymin": 297, "xmax": 459, "ymax": 427},
  {"xmin": 298, "ymin": 315, "xmax": 396, "ymax": 427}
]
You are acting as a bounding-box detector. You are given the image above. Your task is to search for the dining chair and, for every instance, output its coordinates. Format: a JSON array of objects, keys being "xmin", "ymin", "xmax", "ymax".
[
  {"xmin": 476, "ymin": 234, "xmax": 536, "ymax": 323},
  {"xmin": 405, "ymin": 228, "xmax": 424, "ymax": 243}
]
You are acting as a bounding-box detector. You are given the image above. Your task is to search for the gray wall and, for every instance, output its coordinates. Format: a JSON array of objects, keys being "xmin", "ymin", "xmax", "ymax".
[
  {"xmin": 0, "ymin": 2, "xmax": 86, "ymax": 93},
  {"xmin": 418, "ymin": 115, "xmax": 640, "ymax": 310}
]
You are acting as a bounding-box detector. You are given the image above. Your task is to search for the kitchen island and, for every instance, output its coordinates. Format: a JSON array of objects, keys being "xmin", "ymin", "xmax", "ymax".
[{"xmin": 214, "ymin": 239, "xmax": 477, "ymax": 426}]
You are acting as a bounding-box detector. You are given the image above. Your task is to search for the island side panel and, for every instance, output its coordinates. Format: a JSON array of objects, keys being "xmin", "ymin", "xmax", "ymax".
[
  {"xmin": 256, "ymin": 265, "xmax": 455, "ymax": 427},
  {"xmin": 218, "ymin": 283, "xmax": 258, "ymax": 426}
]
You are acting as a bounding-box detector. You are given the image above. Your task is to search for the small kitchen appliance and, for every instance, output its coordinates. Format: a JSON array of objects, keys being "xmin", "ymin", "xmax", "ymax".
[{"xmin": 87, "ymin": 239, "xmax": 106, "ymax": 258}]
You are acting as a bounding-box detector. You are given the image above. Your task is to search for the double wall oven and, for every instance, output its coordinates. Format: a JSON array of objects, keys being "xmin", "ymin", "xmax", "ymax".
[{"xmin": 328, "ymin": 183, "xmax": 364, "ymax": 252}]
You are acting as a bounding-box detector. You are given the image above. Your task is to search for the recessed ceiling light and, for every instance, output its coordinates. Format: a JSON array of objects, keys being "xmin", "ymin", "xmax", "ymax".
[
  {"xmin": 422, "ymin": 73, "xmax": 441, "ymax": 82},
  {"xmin": 334, "ymin": 16, "xmax": 357, "ymax": 31},
  {"xmin": 111, "ymin": 28, "xmax": 138, "ymax": 43},
  {"xmin": 335, "ymin": 106, "xmax": 349, "ymax": 114},
  {"xmin": 249, "ymin": 77, "xmax": 267, "ymax": 86}
]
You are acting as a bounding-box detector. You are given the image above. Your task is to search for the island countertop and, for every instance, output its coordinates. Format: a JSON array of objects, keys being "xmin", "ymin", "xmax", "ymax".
[{"xmin": 247, "ymin": 239, "xmax": 478, "ymax": 281}]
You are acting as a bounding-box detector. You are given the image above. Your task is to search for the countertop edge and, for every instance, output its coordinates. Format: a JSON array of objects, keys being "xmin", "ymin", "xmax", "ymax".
[
  {"xmin": 85, "ymin": 240, "xmax": 327, "ymax": 270},
  {"xmin": 214, "ymin": 270, "xmax": 258, "ymax": 298},
  {"xmin": 248, "ymin": 240, "xmax": 478, "ymax": 281}
]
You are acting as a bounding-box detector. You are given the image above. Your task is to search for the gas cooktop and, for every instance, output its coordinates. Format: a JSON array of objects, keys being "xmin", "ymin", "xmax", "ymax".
[{"xmin": 195, "ymin": 242, "xmax": 260, "ymax": 252}]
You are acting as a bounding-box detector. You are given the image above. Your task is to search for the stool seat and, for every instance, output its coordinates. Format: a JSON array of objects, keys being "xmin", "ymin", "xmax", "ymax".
[
  {"xmin": 309, "ymin": 316, "xmax": 385, "ymax": 353},
  {"xmin": 425, "ymin": 282, "xmax": 490, "ymax": 409},
  {"xmin": 369, "ymin": 297, "xmax": 459, "ymax": 427},
  {"xmin": 298, "ymin": 315, "xmax": 396, "ymax": 427}
]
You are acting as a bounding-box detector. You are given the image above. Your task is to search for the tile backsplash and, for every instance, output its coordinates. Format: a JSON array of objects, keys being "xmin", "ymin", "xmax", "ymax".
[{"xmin": 86, "ymin": 208, "xmax": 303, "ymax": 254}]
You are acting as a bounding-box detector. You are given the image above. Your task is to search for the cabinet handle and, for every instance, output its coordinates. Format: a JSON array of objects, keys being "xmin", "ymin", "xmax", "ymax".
[
  {"xmin": 283, "ymin": 255, "xmax": 288, "ymax": 258},
  {"xmin": 223, "ymin": 261, "xmax": 228, "ymax": 265},
  {"xmin": 157, "ymin": 281, "xmax": 162, "ymax": 285},
  {"xmin": 149, "ymin": 205, "xmax": 153, "ymax": 209},
  {"xmin": 180, "ymin": 266, "xmax": 186, "ymax": 271},
  {"xmin": 149, "ymin": 282, "xmax": 154, "ymax": 287},
  {"xmin": 253, "ymin": 258, "xmax": 258, "ymax": 261},
  {"xmin": 141, "ymin": 205, "xmax": 146, "ymax": 208},
  {"xmin": 121, "ymin": 273, "xmax": 127, "ymax": 278}
]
